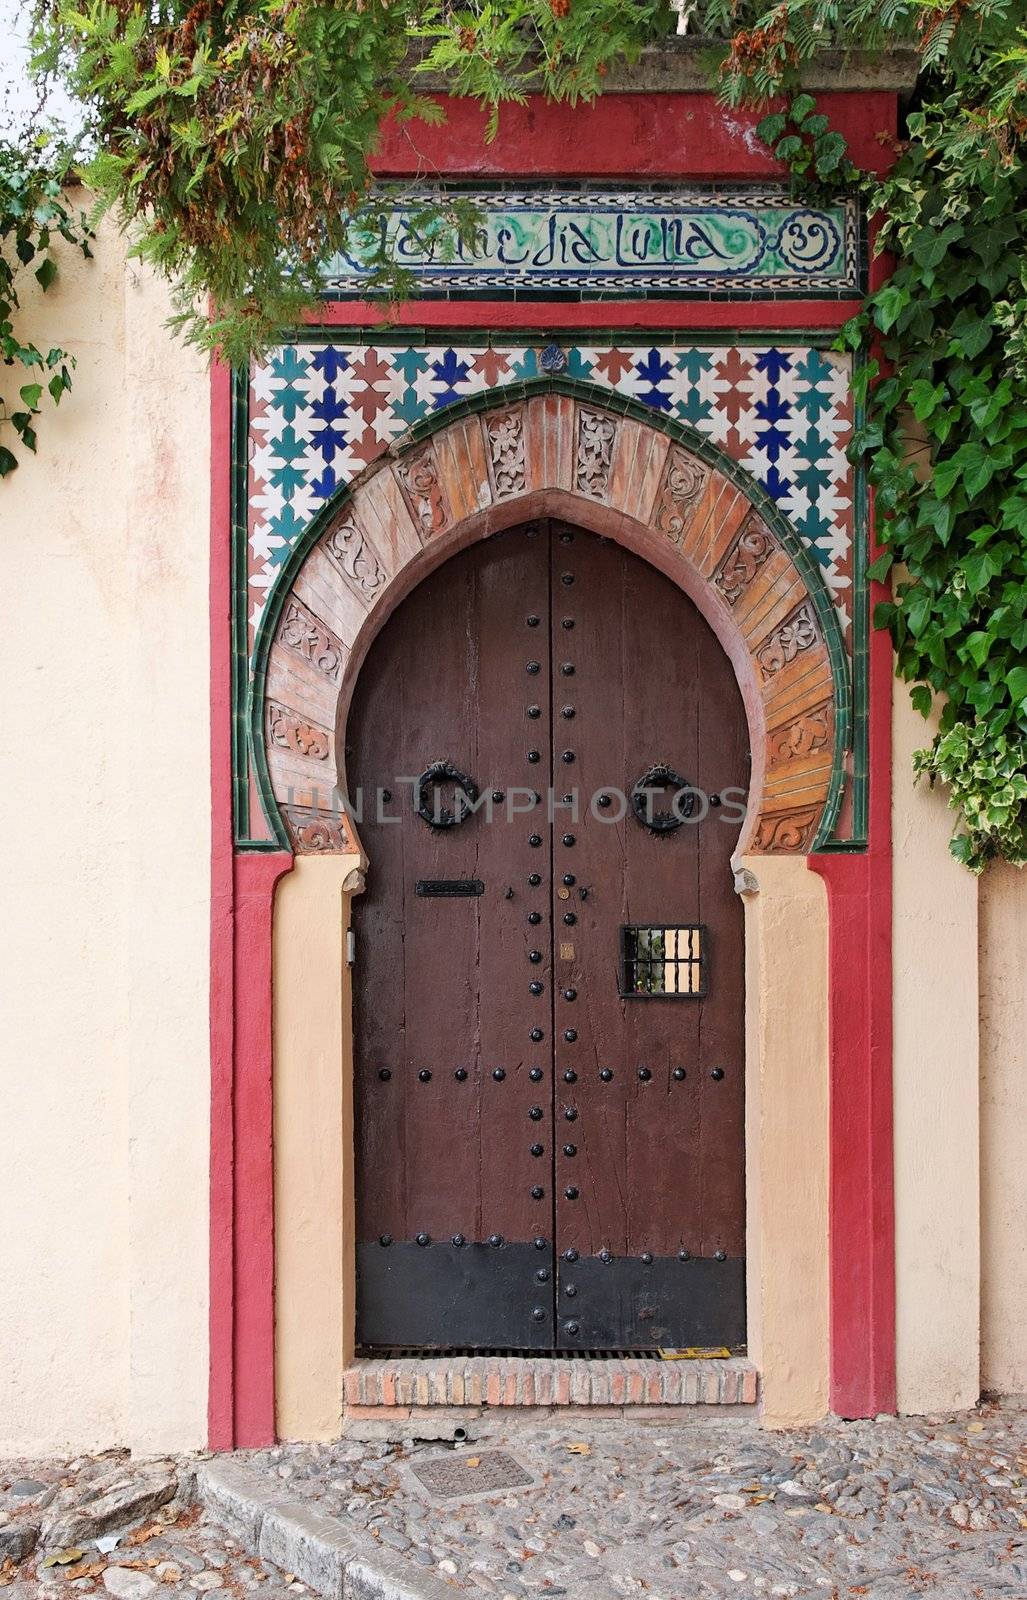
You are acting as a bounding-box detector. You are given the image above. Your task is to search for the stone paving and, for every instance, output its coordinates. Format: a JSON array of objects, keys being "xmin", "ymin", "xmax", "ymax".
[
  {"xmin": 3, "ymin": 1404, "xmax": 1027, "ymax": 1600},
  {"xmin": 0, "ymin": 1455, "xmax": 298, "ymax": 1600},
  {"xmin": 243, "ymin": 1403, "xmax": 1027, "ymax": 1599}
]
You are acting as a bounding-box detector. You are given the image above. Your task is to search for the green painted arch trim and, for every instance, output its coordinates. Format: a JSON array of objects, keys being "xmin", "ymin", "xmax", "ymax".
[{"xmin": 249, "ymin": 375, "xmax": 851, "ymax": 852}]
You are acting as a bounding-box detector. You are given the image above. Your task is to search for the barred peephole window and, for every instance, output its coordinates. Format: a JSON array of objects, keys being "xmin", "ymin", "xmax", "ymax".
[{"xmin": 621, "ymin": 924, "xmax": 707, "ymax": 998}]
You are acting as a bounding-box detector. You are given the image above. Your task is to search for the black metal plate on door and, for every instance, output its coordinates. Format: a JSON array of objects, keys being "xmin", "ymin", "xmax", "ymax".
[
  {"xmin": 357, "ymin": 1241, "xmax": 554, "ymax": 1349},
  {"xmin": 556, "ymin": 1255, "xmax": 745, "ymax": 1348},
  {"xmin": 415, "ymin": 879, "xmax": 486, "ymax": 898}
]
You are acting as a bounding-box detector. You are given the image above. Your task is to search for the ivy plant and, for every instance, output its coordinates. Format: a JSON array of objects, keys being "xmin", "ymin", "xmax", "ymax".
[
  {"xmin": 0, "ymin": 140, "xmax": 90, "ymax": 476},
  {"xmin": 747, "ymin": 8, "xmax": 1027, "ymax": 870}
]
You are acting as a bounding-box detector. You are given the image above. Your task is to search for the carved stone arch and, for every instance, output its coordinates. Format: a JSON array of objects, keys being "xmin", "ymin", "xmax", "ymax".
[{"xmin": 253, "ymin": 388, "xmax": 848, "ymax": 859}]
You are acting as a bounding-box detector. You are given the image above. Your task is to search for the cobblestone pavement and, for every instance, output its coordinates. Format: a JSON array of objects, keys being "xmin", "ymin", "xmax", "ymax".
[
  {"xmin": 245, "ymin": 1404, "xmax": 1027, "ymax": 1599},
  {"xmin": 0, "ymin": 1455, "xmax": 298, "ymax": 1600},
  {"xmin": 3, "ymin": 1404, "xmax": 1027, "ymax": 1600}
]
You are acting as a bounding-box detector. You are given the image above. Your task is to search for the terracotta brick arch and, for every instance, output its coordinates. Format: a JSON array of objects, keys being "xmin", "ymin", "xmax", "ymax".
[{"xmin": 253, "ymin": 389, "xmax": 847, "ymax": 858}]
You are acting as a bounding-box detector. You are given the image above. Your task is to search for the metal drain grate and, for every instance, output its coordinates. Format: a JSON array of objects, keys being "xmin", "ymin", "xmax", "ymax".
[
  {"xmin": 409, "ymin": 1450, "xmax": 534, "ymax": 1500},
  {"xmin": 359, "ymin": 1347, "xmax": 659, "ymax": 1360}
]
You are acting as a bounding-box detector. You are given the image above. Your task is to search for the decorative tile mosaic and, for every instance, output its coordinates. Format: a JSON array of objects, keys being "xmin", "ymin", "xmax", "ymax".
[
  {"xmin": 246, "ymin": 340, "xmax": 855, "ymax": 646},
  {"xmin": 321, "ymin": 188, "xmax": 860, "ymax": 297}
]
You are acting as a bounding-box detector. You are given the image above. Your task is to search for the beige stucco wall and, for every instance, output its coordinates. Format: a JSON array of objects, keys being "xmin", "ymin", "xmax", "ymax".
[
  {"xmin": 892, "ymin": 685, "xmax": 981, "ymax": 1413},
  {"xmin": 0, "ymin": 219, "xmax": 210, "ymax": 1455},
  {"xmin": 740, "ymin": 856, "xmax": 830, "ymax": 1427},
  {"xmin": 979, "ymin": 861, "xmax": 1027, "ymax": 1397},
  {"xmin": 274, "ymin": 854, "xmax": 362, "ymax": 1440}
]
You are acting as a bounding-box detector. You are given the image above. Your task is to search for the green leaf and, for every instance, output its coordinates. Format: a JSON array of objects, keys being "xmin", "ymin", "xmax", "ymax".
[
  {"xmin": 906, "ymin": 587, "xmax": 934, "ymax": 636},
  {"xmin": 1007, "ymin": 666, "xmax": 1027, "ymax": 709},
  {"xmin": 34, "ymin": 256, "xmax": 57, "ymax": 291},
  {"xmin": 933, "ymin": 457, "xmax": 963, "ymax": 499},
  {"xmin": 875, "ymin": 283, "xmax": 909, "ymax": 333},
  {"xmin": 963, "ymin": 550, "xmax": 1001, "ymax": 594},
  {"xmin": 908, "ymin": 379, "xmax": 945, "ymax": 421},
  {"xmin": 756, "ymin": 112, "xmax": 788, "ymax": 144},
  {"xmin": 963, "ymin": 631, "xmax": 992, "ymax": 668},
  {"xmin": 949, "ymin": 315, "xmax": 993, "ymax": 360},
  {"xmin": 775, "ymin": 135, "xmax": 804, "ymax": 161},
  {"xmin": 910, "ymin": 684, "xmax": 933, "ymax": 717},
  {"xmin": 814, "ymin": 131, "xmax": 847, "ymax": 174},
  {"xmin": 964, "ymin": 452, "xmax": 995, "ymax": 499}
]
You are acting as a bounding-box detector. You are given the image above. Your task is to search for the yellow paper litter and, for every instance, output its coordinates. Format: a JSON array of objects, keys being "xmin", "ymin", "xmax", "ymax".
[
  {"xmin": 465, "ymin": 1457, "xmax": 481, "ymax": 1468},
  {"xmin": 658, "ymin": 1347, "xmax": 731, "ymax": 1360},
  {"xmin": 567, "ymin": 1442, "xmax": 592, "ymax": 1456}
]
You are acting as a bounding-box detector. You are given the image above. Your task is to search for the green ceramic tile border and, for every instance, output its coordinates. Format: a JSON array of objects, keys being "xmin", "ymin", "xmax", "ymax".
[
  {"xmin": 814, "ymin": 341, "xmax": 870, "ymax": 853},
  {"xmin": 230, "ymin": 365, "xmax": 256, "ymax": 845}
]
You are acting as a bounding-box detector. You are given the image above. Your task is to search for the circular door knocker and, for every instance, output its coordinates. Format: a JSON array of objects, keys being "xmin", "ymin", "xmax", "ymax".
[
  {"xmin": 416, "ymin": 759, "xmax": 480, "ymax": 829},
  {"xmin": 631, "ymin": 763, "xmax": 695, "ymax": 834}
]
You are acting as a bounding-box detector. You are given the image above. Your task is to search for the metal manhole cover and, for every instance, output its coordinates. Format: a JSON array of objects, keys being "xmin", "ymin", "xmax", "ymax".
[{"xmin": 408, "ymin": 1449, "xmax": 534, "ymax": 1500}]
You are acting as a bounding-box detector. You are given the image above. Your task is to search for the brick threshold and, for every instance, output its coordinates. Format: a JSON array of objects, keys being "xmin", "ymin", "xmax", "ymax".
[{"xmin": 344, "ymin": 1354, "xmax": 758, "ymax": 1410}]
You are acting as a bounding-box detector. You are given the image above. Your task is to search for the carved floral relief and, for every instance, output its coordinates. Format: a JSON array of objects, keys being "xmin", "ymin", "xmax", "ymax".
[
  {"xmin": 485, "ymin": 409, "xmax": 527, "ymax": 497},
  {"xmin": 277, "ymin": 598, "xmax": 343, "ymax": 683},
  {"xmin": 575, "ymin": 408, "xmax": 617, "ymax": 499},
  {"xmin": 715, "ymin": 514, "xmax": 776, "ymax": 603},
  {"xmin": 323, "ymin": 515, "xmax": 386, "ymax": 601},
  {"xmin": 395, "ymin": 447, "xmax": 447, "ymax": 538},
  {"xmin": 756, "ymin": 602, "xmax": 819, "ymax": 678},
  {"xmin": 653, "ymin": 449, "xmax": 709, "ymax": 546}
]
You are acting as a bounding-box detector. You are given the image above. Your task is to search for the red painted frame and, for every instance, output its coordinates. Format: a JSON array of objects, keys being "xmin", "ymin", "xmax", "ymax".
[
  {"xmin": 210, "ymin": 361, "xmax": 293, "ymax": 1447},
  {"xmin": 809, "ymin": 230, "xmax": 897, "ymax": 1419},
  {"xmin": 209, "ymin": 90, "xmax": 897, "ymax": 1445}
]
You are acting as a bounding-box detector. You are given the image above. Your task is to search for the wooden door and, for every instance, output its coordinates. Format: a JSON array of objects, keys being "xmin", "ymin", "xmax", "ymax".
[{"xmin": 347, "ymin": 520, "xmax": 748, "ymax": 1351}]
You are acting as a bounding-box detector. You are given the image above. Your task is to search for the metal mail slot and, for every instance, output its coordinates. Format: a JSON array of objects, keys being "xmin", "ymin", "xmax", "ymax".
[{"xmin": 415, "ymin": 879, "xmax": 485, "ymax": 898}]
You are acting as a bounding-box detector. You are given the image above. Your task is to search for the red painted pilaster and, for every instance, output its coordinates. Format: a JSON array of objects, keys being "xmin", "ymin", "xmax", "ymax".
[
  {"xmin": 230, "ymin": 850, "xmax": 293, "ymax": 1446},
  {"xmin": 209, "ymin": 359, "xmax": 293, "ymax": 1449},
  {"xmin": 811, "ymin": 579, "xmax": 896, "ymax": 1419},
  {"xmin": 209, "ymin": 359, "xmax": 236, "ymax": 1450}
]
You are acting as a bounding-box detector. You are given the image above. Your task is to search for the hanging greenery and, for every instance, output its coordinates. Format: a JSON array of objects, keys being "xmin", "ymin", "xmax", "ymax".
[
  {"xmin": 733, "ymin": 5, "xmax": 1027, "ymax": 873},
  {"xmin": 2, "ymin": 0, "xmax": 1025, "ymax": 868},
  {"xmin": 0, "ymin": 139, "xmax": 90, "ymax": 476}
]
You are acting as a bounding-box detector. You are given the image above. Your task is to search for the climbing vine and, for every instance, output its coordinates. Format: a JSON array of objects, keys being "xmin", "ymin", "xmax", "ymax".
[
  {"xmin": 0, "ymin": 140, "xmax": 90, "ymax": 476},
  {"xmin": 737, "ymin": 5, "xmax": 1027, "ymax": 872},
  {"xmin": 3, "ymin": 0, "xmax": 1026, "ymax": 867}
]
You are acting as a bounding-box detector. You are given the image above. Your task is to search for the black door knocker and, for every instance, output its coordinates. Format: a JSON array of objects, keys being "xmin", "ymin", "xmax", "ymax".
[
  {"xmin": 416, "ymin": 759, "xmax": 480, "ymax": 829},
  {"xmin": 631, "ymin": 763, "xmax": 695, "ymax": 834}
]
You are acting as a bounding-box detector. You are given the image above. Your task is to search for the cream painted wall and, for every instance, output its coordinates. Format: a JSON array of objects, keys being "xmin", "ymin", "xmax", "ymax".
[
  {"xmin": 274, "ymin": 855, "xmax": 363, "ymax": 1440},
  {"xmin": 740, "ymin": 856, "xmax": 830, "ymax": 1428},
  {"xmin": 979, "ymin": 862, "xmax": 1027, "ymax": 1398},
  {"xmin": 892, "ymin": 685, "xmax": 980, "ymax": 1413},
  {"xmin": 0, "ymin": 219, "xmax": 210, "ymax": 1455}
]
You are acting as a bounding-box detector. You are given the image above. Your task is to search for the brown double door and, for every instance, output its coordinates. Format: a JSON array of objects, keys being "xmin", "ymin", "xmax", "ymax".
[{"xmin": 348, "ymin": 521, "xmax": 748, "ymax": 1351}]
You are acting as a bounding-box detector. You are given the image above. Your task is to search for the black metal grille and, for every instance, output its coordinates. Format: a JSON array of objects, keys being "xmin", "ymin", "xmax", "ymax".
[
  {"xmin": 357, "ymin": 1347, "xmax": 660, "ymax": 1360},
  {"xmin": 620, "ymin": 924, "xmax": 707, "ymax": 998}
]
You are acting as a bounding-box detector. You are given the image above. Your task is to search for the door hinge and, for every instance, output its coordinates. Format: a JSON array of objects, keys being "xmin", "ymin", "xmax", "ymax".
[{"xmin": 346, "ymin": 929, "xmax": 356, "ymax": 968}]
